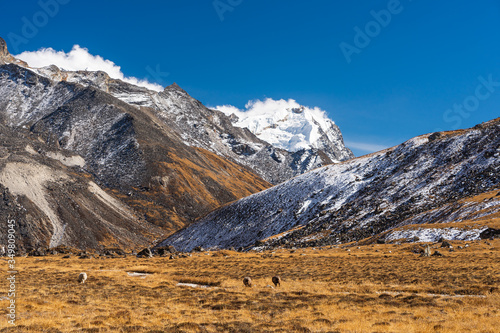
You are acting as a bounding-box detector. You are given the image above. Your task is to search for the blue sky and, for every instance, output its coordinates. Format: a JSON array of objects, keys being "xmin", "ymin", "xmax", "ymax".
[{"xmin": 1, "ymin": 0, "xmax": 499, "ymax": 156}]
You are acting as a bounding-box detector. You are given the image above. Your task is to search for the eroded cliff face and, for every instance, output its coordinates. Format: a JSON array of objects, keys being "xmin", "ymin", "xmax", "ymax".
[{"xmin": 0, "ymin": 123, "xmax": 164, "ymax": 252}]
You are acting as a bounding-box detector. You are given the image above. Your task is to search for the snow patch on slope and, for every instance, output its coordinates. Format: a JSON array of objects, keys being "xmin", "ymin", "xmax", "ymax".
[{"xmin": 385, "ymin": 227, "xmax": 487, "ymax": 243}]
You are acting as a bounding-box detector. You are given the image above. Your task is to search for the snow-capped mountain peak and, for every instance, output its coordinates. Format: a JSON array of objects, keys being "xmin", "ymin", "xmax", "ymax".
[{"xmin": 216, "ymin": 98, "xmax": 354, "ymax": 162}]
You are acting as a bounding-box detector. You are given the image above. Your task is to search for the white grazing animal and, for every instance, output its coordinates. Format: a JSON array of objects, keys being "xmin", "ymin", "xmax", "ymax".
[{"xmin": 78, "ymin": 272, "xmax": 87, "ymax": 284}]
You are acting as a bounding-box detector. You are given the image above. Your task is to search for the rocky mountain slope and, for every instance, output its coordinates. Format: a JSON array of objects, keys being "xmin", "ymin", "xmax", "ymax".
[
  {"xmin": 0, "ymin": 37, "xmax": 272, "ymax": 248},
  {"xmin": 30, "ymin": 60, "xmax": 353, "ymax": 184},
  {"xmin": 159, "ymin": 118, "xmax": 500, "ymax": 251},
  {"xmin": 0, "ymin": 123, "xmax": 163, "ymax": 252}
]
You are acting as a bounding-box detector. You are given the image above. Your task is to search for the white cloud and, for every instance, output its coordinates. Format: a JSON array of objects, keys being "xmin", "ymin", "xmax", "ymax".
[
  {"xmin": 15, "ymin": 45, "xmax": 163, "ymax": 91},
  {"xmin": 215, "ymin": 98, "xmax": 334, "ymax": 132},
  {"xmin": 214, "ymin": 104, "xmax": 241, "ymax": 116},
  {"xmin": 344, "ymin": 141, "xmax": 389, "ymax": 153}
]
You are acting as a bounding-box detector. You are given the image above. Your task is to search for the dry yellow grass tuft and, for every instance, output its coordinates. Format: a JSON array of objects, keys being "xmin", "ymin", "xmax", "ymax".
[{"xmin": 1, "ymin": 239, "xmax": 499, "ymax": 332}]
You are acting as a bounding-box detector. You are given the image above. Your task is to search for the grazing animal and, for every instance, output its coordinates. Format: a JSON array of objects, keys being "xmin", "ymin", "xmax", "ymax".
[
  {"xmin": 243, "ymin": 276, "xmax": 252, "ymax": 287},
  {"xmin": 272, "ymin": 276, "xmax": 281, "ymax": 287},
  {"xmin": 78, "ymin": 272, "xmax": 87, "ymax": 284}
]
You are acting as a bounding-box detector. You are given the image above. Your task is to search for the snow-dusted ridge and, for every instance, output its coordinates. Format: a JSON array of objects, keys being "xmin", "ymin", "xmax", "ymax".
[
  {"xmin": 159, "ymin": 120, "xmax": 500, "ymax": 251},
  {"xmin": 4, "ymin": 40, "xmax": 354, "ymax": 184}
]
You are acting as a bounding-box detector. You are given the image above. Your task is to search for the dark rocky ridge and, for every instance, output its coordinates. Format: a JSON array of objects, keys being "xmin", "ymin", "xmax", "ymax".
[{"xmin": 159, "ymin": 118, "xmax": 500, "ymax": 251}]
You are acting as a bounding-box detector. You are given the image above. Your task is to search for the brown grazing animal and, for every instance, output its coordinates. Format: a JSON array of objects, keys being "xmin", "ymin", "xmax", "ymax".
[
  {"xmin": 243, "ymin": 276, "xmax": 252, "ymax": 287},
  {"xmin": 272, "ymin": 276, "xmax": 281, "ymax": 287}
]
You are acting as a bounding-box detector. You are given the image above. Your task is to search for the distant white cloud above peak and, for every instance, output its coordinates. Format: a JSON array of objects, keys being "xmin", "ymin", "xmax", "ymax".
[{"xmin": 15, "ymin": 45, "xmax": 163, "ymax": 92}]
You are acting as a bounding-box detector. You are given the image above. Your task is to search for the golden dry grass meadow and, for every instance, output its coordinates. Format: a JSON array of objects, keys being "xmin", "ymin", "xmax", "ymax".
[{"xmin": 1, "ymin": 239, "xmax": 499, "ymax": 332}]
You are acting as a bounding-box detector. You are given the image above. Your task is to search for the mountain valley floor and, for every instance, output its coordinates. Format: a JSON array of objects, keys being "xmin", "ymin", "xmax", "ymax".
[{"xmin": 1, "ymin": 239, "xmax": 499, "ymax": 332}]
